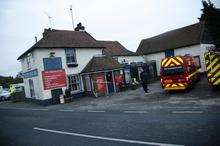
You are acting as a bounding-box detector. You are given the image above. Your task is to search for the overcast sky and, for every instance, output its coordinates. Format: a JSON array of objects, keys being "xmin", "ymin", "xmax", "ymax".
[{"xmin": 0, "ymin": 0, "xmax": 220, "ymax": 76}]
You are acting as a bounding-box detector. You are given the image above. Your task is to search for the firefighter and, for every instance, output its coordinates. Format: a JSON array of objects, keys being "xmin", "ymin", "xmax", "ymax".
[{"xmin": 140, "ymin": 65, "xmax": 149, "ymax": 93}]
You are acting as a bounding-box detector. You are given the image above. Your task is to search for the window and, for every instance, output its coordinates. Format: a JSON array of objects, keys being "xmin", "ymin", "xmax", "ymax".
[
  {"xmin": 68, "ymin": 74, "xmax": 81, "ymax": 92},
  {"xmin": 194, "ymin": 56, "xmax": 201, "ymax": 68},
  {"xmin": 26, "ymin": 55, "xmax": 31, "ymax": 69},
  {"xmin": 162, "ymin": 66, "xmax": 185, "ymax": 76},
  {"xmin": 165, "ymin": 49, "xmax": 174, "ymax": 57},
  {"xmin": 65, "ymin": 48, "xmax": 77, "ymax": 65}
]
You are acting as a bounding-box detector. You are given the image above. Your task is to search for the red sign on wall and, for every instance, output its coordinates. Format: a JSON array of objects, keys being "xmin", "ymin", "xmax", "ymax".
[{"xmin": 42, "ymin": 69, "xmax": 67, "ymax": 90}]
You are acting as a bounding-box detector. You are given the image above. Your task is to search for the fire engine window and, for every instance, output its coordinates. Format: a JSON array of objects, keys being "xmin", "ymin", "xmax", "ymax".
[
  {"xmin": 162, "ymin": 66, "xmax": 184, "ymax": 76},
  {"xmin": 193, "ymin": 56, "xmax": 201, "ymax": 68}
]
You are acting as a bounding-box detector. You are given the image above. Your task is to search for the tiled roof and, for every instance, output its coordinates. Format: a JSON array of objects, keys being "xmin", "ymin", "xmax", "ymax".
[
  {"xmin": 17, "ymin": 29, "xmax": 104, "ymax": 60},
  {"xmin": 136, "ymin": 22, "xmax": 204, "ymax": 55},
  {"xmin": 81, "ymin": 55, "xmax": 122, "ymax": 73},
  {"xmin": 99, "ymin": 41, "xmax": 136, "ymax": 56}
]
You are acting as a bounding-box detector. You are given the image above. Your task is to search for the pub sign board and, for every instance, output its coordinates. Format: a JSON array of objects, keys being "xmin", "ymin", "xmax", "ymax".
[{"xmin": 42, "ymin": 69, "xmax": 67, "ymax": 90}]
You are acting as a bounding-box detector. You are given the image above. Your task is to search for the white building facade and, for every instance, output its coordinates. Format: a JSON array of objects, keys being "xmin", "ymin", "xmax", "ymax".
[{"xmin": 18, "ymin": 29, "xmax": 104, "ymax": 104}]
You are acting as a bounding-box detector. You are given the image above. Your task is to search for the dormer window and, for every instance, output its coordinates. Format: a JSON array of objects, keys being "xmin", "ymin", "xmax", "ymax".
[{"xmin": 65, "ymin": 48, "xmax": 78, "ymax": 67}]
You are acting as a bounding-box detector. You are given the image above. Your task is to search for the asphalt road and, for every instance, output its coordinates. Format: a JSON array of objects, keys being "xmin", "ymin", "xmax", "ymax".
[
  {"xmin": 1, "ymin": 78, "xmax": 220, "ymax": 146},
  {"xmin": 0, "ymin": 107, "xmax": 220, "ymax": 146}
]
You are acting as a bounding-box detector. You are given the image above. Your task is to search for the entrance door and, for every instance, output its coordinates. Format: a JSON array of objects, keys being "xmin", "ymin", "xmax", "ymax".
[
  {"xmin": 51, "ymin": 88, "xmax": 63, "ymax": 104},
  {"xmin": 29, "ymin": 79, "xmax": 35, "ymax": 98},
  {"xmin": 106, "ymin": 72, "xmax": 114, "ymax": 93}
]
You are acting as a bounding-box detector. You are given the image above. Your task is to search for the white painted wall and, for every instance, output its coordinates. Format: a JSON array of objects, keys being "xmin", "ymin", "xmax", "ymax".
[
  {"xmin": 143, "ymin": 52, "xmax": 165, "ymax": 76},
  {"xmin": 117, "ymin": 56, "xmax": 145, "ymax": 64},
  {"xmin": 20, "ymin": 48, "xmax": 103, "ymax": 100},
  {"xmin": 21, "ymin": 50, "xmax": 43, "ymax": 99}
]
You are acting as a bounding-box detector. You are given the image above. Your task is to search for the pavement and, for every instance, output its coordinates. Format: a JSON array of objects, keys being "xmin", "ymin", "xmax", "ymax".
[{"xmin": 0, "ymin": 78, "xmax": 220, "ymax": 146}]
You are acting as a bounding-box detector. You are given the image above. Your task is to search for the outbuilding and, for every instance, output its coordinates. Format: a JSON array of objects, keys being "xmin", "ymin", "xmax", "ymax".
[
  {"xmin": 81, "ymin": 55, "xmax": 124, "ymax": 97},
  {"xmin": 137, "ymin": 22, "xmax": 214, "ymax": 76}
]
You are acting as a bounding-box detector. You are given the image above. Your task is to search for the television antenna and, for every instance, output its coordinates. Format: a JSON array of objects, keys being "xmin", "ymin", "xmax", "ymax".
[
  {"xmin": 44, "ymin": 12, "xmax": 53, "ymax": 29},
  {"xmin": 70, "ymin": 5, "xmax": 74, "ymax": 30}
]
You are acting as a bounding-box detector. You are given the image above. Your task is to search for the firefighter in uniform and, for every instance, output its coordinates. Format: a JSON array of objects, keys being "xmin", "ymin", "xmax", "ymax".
[{"xmin": 140, "ymin": 65, "xmax": 149, "ymax": 93}]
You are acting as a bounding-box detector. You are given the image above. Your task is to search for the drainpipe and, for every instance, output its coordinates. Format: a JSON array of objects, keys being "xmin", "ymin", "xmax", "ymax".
[{"xmin": 112, "ymin": 71, "xmax": 116, "ymax": 92}]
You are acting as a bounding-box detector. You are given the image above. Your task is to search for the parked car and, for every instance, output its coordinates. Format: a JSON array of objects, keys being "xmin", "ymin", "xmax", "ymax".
[
  {"xmin": 0, "ymin": 90, "xmax": 11, "ymax": 101},
  {"xmin": 9, "ymin": 84, "xmax": 24, "ymax": 93}
]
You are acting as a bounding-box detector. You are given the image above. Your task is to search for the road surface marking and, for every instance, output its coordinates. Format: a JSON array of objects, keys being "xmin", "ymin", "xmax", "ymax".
[
  {"xmin": 0, "ymin": 107, "xmax": 49, "ymax": 111},
  {"xmin": 59, "ymin": 109, "xmax": 74, "ymax": 112},
  {"xmin": 87, "ymin": 110, "xmax": 106, "ymax": 113},
  {"xmin": 34, "ymin": 127, "xmax": 184, "ymax": 146},
  {"xmin": 172, "ymin": 111, "xmax": 203, "ymax": 114},
  {"xmin": 124, "ymin": 111, "xmax": 148, "ymax": 114},
  {"xmin": 167, "ymin": 106, "xmax": 201, "ymax": 109}
]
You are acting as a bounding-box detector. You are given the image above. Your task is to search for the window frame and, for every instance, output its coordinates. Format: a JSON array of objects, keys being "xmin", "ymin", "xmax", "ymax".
[
  {"xmin": 67, "ymin": 74, "xmax": 81, "ymax": 92},
  {"xmin": 65, "ymin": 48, "xmax": 77, "ymax": 65}
]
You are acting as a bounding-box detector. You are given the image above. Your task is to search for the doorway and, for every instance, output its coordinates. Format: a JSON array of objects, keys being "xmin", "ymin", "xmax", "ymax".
[
  {"xmin": 51, "ymin": 88, "xmax": 63, "ymax": 104},
  {"xmin": 106, "ymin": 72, "xmax": 114, "ymax": 93},
  {"xmin": 29, "ymin": 79, "xmax": 35, "ymax": 98}
]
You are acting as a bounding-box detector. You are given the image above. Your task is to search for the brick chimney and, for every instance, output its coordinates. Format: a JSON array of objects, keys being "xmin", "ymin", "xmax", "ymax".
[{"xmin": 43, "ymin": 28, "xmax": 52, "ymax": 37}]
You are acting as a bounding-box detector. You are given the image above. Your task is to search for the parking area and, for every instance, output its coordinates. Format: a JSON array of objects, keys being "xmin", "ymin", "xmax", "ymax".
[{"xmin": 1, "ymin": 77, "xmax": 220, "ymax": 112}]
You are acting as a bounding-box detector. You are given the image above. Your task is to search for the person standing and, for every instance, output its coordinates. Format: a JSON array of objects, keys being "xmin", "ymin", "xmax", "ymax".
[{"xmin": 140, "ymin": 66, "xmax": 149, "ymax": 93}]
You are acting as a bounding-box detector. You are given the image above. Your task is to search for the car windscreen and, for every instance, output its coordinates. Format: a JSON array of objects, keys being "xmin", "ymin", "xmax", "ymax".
[{"xmin": 162, "ymin": 66, "xmax": 185, "ymax": 76}]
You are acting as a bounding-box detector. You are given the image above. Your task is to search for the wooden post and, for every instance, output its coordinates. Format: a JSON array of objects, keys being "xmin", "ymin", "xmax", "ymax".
[{"xmin": 112, "ymin": 71, "xmax": 116, "ymax": 92}]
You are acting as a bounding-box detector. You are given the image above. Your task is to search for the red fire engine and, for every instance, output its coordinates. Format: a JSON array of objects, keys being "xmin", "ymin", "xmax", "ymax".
[{"xmin": 160, "ymin": 55, "xmax": 200, "ymax": 91}]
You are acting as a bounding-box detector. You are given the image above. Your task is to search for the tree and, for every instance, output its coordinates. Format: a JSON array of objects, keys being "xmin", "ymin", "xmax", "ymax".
[{"xmin": 200, "ymin": 0, "xmax": 220, "ymax": 47}]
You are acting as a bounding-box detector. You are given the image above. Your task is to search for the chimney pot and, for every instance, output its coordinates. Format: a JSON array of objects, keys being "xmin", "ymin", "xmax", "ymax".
[
  {"xmin": 74, "ymin": 22, "xmax": 85, "ymax": 31},
  {"xmin": 34, "ymin": 36, "xmax": 37, "ymax": 43}
]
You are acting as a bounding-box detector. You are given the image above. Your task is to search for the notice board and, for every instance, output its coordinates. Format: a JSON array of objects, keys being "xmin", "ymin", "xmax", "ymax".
[{"xmin": 42, "ymin": 69, "xmax": 67, "ymax": 90}]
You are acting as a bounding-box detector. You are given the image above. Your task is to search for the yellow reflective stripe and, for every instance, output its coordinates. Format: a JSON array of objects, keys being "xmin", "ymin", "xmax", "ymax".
[
  {"xmin": 210, "ymin": 55, "xmax": 216, "ymax": 60},
  {"xmin": 215, "ymin": 71, "xmax": 220, "ymax": 78},
  {"xmin": 213, "ymin": 78, "xmax": 220, "ymax": 85},
  {"xmin": 164, "ymin": 86, "xmax": 186, "ymax": 90},
  {"xmin": 164, "ymin": 59, "xmax": 172, "ymax": 67},
  {"xmin": 178, "ymin": 83, "xmax": 184, "ymax": 87},
  {"xmin": 207, "ymin": 58, "xmax": 219, "ymax": 70},
  {"xmin": 172, "ymin": 84, "xmax": 178, "ymax": 87},
  {"xmin": 172, "ymin": 58, "xmax": 181, "ymax": 65},
  {"xmin": 175, "ymin": 57, "xmax": 183, "ymax": 63},
  {"xmin": 164, "ymin": 58, "xmax": 182, "ymax": 67},
  {"xmin": 207, "ymin": 73, "xmax": 212, "ymax": 77},
  {"xmin": 189, "ymin": 70, "xmax": 198, "ymax": 78},
  {"xmin": 162, "ymin": 58, "xmax": 168, "ymax": 66},
  {"xmin": 211, "ymin": 64, "xmax": 220, "ymax": 74},
  {"xmin": 165, "ymin": 84, "xmax": 171, "ymax": 87}
]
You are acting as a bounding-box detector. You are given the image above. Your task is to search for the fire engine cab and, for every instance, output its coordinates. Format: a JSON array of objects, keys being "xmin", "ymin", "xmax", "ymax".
[{"xmin": 160, "ymin": 55, "xmax": 200, "ymax": 91}]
